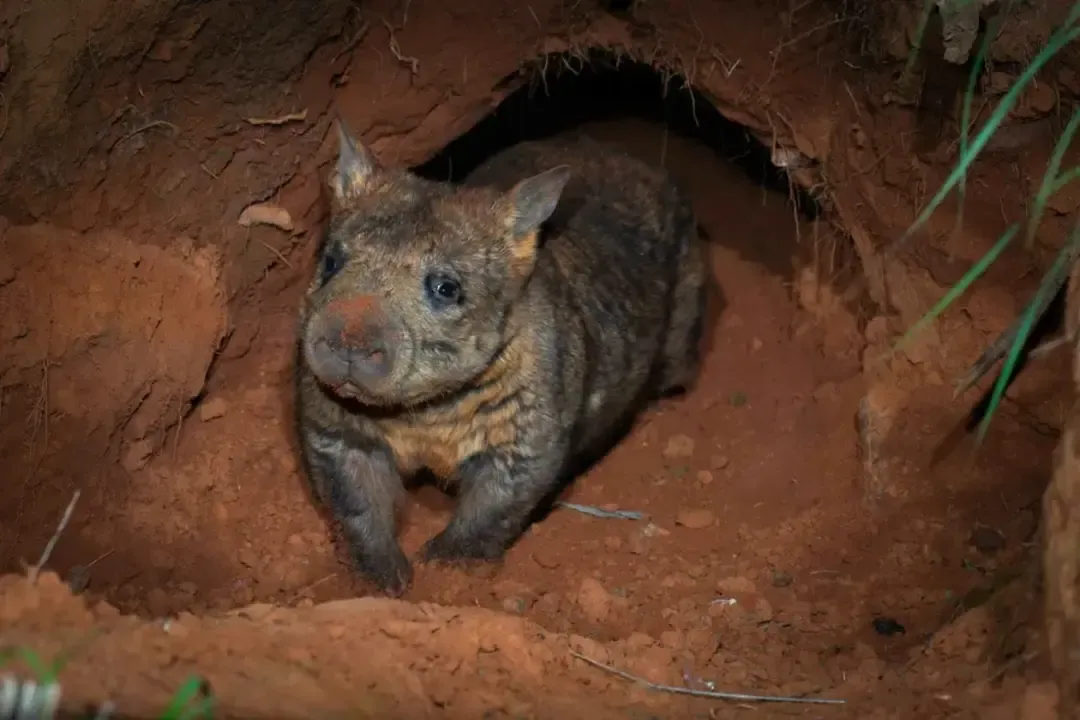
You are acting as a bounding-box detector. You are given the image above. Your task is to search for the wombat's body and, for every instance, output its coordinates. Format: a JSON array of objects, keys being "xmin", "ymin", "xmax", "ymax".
[{"xmin": 296, "ymin": 126, "xmax": 709, "ymax": 596}]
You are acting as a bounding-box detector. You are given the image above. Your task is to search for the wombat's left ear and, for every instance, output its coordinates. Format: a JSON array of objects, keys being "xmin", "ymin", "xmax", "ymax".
[
  {"xmin": 329, "ymin": 119, "xmax": 379, "ymax": 204},
  {"xmin": 501, "ymin": 165, "xmax": 571, "ymax": 266}
]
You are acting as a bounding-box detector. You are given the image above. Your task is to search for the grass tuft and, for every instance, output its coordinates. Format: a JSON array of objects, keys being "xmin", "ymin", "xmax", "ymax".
[
  {"xmin": 1, "ymin": 642, "xmax": 214, "ymax": 719},
  {"xmin": 889, "ymin": 1, "xmax": 1080, "ymax": 446}
]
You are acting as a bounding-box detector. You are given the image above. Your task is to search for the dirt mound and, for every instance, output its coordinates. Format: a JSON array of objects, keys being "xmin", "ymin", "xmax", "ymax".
[
  {"xmin": 0, "ymin": 222, "xmax": 227, "ymax": 564},
  {"xmin": 0, "ymin": 571, "xmax": 1055, "ymax": 719}
]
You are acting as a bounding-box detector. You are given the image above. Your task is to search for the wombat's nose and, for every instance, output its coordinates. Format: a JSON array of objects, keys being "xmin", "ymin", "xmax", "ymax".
[
  {"xmin": 321, "ymin": 296, "xmax": 395, "ymax": 381},
  {"xmin": 347, "ymin": 333, "xmax": 392, "ymax": 379}
]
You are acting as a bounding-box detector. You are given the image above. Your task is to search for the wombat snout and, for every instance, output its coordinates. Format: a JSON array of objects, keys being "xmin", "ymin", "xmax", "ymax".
[{"xmin": 305, "ymin": 295, "xmax": 397, "ymax": 389}]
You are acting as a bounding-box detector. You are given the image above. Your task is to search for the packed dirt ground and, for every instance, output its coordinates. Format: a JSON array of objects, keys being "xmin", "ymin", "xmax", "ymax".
[{"xmin": 1, "ymin": 0, "xmax": 1079, "ymax": 717}]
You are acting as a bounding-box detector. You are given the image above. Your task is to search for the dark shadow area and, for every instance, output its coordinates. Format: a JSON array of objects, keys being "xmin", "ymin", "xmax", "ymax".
[
  {"xmin": 911, "ymin": 7, "xmax": 992, "ymax": 155},
  {"xmin": 412, "ymin": 49, "xmax": 821, "ymax": 223}
]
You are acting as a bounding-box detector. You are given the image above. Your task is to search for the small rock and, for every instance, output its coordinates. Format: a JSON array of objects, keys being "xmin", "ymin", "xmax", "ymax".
[
  {"xmin": 771, "ymin": 569, "xmax": 793, "ymax": 587},
  {"xmin": 603, "ymin": 536, "xmax": 623, "ymax": 551},
  {"xmin": 710, "ymin": 455, "xmax": 729, "ymax": 470},
  {"xmin": 641, "ymin": 522, "xmax": 669, "ymax": 537},
  {"xmin": 328, "ymin": 624, "xmax": 346, "ymax": 639},
  {"xmin": 750, "ymin": 337, "xmax": 763, "ymax": 352},
  {"xmin": 695, "ymin": 470, "xmax": 714, "ymax": 486},
  {"xmin": 576, "ymin": 578, "xmax": 613, "ymax": 623},
  {"xmin": 663, "ymin": 434, "xmax": 695, "ymax": 460},
  {"xmin": 871, "ymin": 617, "xmax": 905, "ymax": 636},
  {"xmin": 532, "ymin": 547, "xmax": 561, "ymax": 569},
  {"xmin": 199, "ymin": 397, "xmax": 229, "ymax": 421},
  {"xmin": 675, "ymin": 508, "xmax": 714, "ymax": 529},
  {"xmin": 238, "ymin": 203, "xmax": 294, "ymax": 232},
  {"xmin": 969, "ymin": 526, "xmax": 1005, "ymax": 555},
  {"xmin": 501, "ymin": 596, "xmax": 528, "ymax": 614}
]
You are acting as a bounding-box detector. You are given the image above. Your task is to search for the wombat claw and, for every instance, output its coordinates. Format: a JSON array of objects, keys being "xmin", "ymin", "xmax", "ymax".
[
  {"xmin": 419, "ymin": 532, "xmax": 505, "ymax": 568},
  {"xmin": 358, "ymin": 550, "xmax": 413, "ymax": 597}
]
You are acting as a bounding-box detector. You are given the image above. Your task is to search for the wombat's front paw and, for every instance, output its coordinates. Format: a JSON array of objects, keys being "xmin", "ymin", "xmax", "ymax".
[
  {"xmin": 354, "ymin": 545, "xmax": 414, "ymax": 597},
  {"xmin": 419, "ymin": 530, "xmax": 506, "ymax": 569}
]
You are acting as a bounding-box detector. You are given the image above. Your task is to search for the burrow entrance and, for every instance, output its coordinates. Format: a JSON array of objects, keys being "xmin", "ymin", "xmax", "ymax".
[{"xmin": 0, "ymin": 5, "xmax": 1072, "ymax": 713}]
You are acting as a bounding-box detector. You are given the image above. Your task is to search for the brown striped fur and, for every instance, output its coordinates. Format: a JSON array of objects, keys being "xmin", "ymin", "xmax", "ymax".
[{"xmin": 294, "ymin": 122, "xmax": 711, "ymax": 596}]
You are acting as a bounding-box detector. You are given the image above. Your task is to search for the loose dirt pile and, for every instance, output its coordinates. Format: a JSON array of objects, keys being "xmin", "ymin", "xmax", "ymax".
[{"xmin": 0, "ymin": 571, "xmax": 1058, "ymax": 718}]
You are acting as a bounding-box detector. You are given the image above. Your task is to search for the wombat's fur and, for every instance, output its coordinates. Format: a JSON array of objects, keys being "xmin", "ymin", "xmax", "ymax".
[{"xmin": 295, "ymin": 122, "xmax": 710, "ymax": 596}]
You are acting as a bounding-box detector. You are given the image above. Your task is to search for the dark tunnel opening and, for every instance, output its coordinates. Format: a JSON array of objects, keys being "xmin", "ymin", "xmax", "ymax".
[{"xmin": 412, "ymin": 50, "xmax": 822, "ymax": 224}]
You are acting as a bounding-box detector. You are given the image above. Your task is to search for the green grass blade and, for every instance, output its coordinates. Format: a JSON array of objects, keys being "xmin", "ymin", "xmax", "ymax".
[
  {"xmin": 160, "ymin": 676, "xmax": 208, "ymax": 720},
  {"xmin": 976, "ymin": 222, "xmax": 1080, "ymax": 446},
  {"xmin": 1025, "ymin": 107, "xmax": 1080, "ymax": 248},
  {"xmin": 11, "ymin": 648, "xmax": 50, "ymax": 681},
  {"xmin": 889, "ymin": 21, "xmax": 1080, "ymax": 255},
  {"xmin": 177, "ymin": 695, "xmax": 216, "ymax": 720},
  {"xmin": 891, "ymin": 223, "xmax": 1019, "ymax": 354}
]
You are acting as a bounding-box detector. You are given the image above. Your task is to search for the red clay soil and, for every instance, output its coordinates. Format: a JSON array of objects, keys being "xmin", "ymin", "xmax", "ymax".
[{"xmin": 1, "ymin": 0, "xmax": 1079, "ymax": 717}]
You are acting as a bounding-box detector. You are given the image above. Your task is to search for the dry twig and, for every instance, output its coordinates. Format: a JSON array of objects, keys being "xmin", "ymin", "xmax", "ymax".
[
  {"xmin": 245, "ymin": 110, "xmax": 309, "ymax": 127},
  {"xmin": 119, "ymin": 120, "xmax": 179, "ymax": 145},
  {"xmin": 30, "ymin": 490, "xmax": 81, "ymax": 584},
  {"xmin": 569, "ymin": 651, "xmax": 846, "ymax": 705}
]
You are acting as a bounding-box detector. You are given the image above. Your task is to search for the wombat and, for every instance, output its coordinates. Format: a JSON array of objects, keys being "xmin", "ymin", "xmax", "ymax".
[{"xmin": 295, "ymin": 121, "xmax": 710, "ymax": 596}]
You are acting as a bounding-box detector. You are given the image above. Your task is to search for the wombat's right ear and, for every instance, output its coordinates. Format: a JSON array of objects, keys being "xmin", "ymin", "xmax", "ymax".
[
  {"xmin": 505, "ymin": 166, "xmax": 572, "ymax": 237},
  {"xmin": 329, "ymin": 120, "xmax": 378, "ymax": 204}
]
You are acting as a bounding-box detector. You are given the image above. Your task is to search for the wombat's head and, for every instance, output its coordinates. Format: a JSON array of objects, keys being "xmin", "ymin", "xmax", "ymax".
[{"xmin": 300, "ymin": 122, "xmax": 571, "ymax": 408}]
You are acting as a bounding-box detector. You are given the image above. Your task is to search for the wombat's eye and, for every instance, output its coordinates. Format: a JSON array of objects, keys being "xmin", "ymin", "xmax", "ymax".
[
  {"xmin": 423, "ymin": 273, "xmax": 463, "ymax": 308},
  {"xmin": 320, "ymin": 242, "xmax": 346, "ymax": 285}
]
